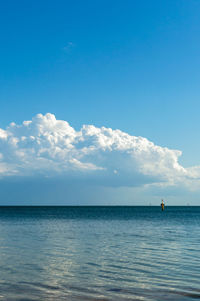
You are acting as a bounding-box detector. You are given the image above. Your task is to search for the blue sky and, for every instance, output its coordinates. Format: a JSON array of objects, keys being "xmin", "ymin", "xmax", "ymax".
[{"xmin": 1, "ymin": 1, "xmax": 200, "ymax": 204}]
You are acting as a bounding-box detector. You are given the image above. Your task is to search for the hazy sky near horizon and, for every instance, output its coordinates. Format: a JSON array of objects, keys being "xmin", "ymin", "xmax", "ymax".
[{"xmin": 1, "ymin": 0, "xmax": 200, "ymax": 205}]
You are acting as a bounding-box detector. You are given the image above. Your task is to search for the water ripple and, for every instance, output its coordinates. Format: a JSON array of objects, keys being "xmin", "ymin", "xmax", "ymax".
[{"xmin": 0, "ymin": 206, "xmax": 200, "ymax": 300}]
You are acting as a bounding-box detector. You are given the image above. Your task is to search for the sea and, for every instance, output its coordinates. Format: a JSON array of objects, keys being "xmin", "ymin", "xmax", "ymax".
[{"xmin": 0, "ymin": 206, "xmax": 200, "ymax": 301}]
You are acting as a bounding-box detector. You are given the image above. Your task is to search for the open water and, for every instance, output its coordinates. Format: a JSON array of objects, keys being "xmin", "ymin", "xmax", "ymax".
[{"xmin": 0, "ymin": 206, "xmax": 200, "ymax": 301}]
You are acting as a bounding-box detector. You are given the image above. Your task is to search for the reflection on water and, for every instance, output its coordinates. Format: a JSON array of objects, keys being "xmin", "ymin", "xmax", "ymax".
[{"xmin": 0, "ymin": 206, "xmax": 200, "ymax": 300}]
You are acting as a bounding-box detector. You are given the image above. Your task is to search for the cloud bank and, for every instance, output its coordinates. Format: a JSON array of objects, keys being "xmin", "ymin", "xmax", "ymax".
[{"xmin": 0, "ymin": 113, "xmax": 199, "ymax": 193}]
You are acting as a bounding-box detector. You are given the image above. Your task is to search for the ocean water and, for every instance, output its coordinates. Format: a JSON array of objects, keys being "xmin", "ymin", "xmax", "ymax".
[{"xmin": 0, "ymin": 206, "xmax": 200, "ymax": 301}]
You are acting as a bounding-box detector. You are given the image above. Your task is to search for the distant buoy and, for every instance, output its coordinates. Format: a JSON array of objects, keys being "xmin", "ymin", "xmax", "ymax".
[{"xmin": 161, "ymin": 200, "xmax": 165, "ymax": 211}]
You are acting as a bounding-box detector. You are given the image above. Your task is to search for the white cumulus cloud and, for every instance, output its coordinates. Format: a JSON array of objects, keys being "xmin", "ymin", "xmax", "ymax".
[{"xmin": 0, "ymin": 113, "xmax": 199, "ymax": 189}]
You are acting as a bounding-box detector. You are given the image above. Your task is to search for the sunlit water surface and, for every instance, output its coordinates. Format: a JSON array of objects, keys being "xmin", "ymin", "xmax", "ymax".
[{"xmin": 0, "ymin": 206, "xmax": 200, "ymax": 301}]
